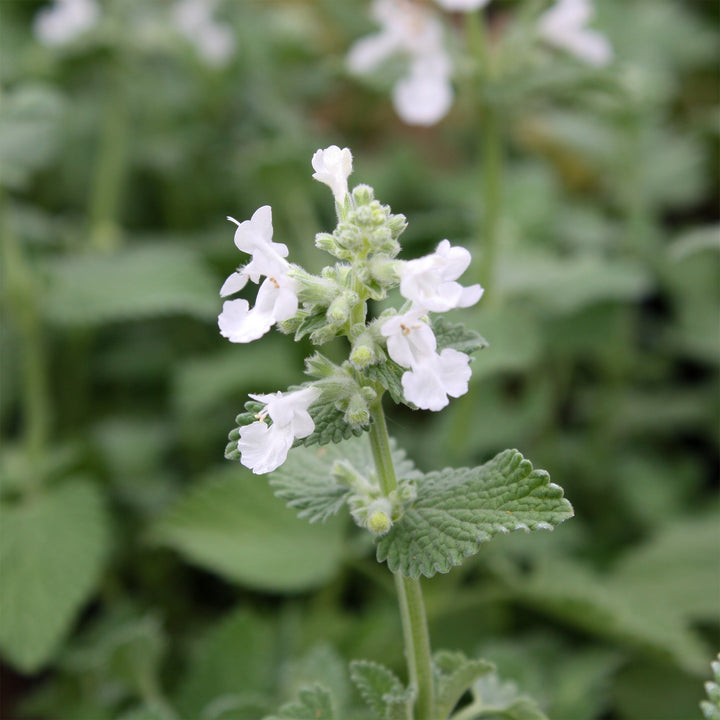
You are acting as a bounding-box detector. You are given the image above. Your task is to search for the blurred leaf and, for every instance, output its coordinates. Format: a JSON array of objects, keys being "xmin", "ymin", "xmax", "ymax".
[
  {"xmin": 150, "ymin": 464, "xmax": 345, "ymax": 592},
  {"xmin": 702, "ymin": 655, "xmax": 720, "ymax": 720},
  {"xmin": 432, "ymin": 650, "xmax": 493, "ymax": 720},
  {"xmin": 349, "ymin": 659, "xmax": 412, "ymax": 720},
  {"xmin": 377, "ymin": 450, "xmax": 573, "ymax": 578},
  {"xmin": 0, "ymin": 84, "xmax": 64, "ymax": 190},
  {"xmin": 0, "ymin": 479, "xmax": 109, "ymax": 672},
  {"xmin": 498, "ymin": 252, "xmax": 652, "ymax": 315},
  {"xmin": 265, "ymin": 685, "xmax": 336, "ymax": 720},
  {"xmin": 176, "ymin": 608, "xmax": 276, "ymax": 719},
  {"xmin": 43, "ymin": 243, "xmax": 219, "ymax": 325},
  {"xmin": 471, "ymin": 671, "xmax": 549, "ymax": 720}
]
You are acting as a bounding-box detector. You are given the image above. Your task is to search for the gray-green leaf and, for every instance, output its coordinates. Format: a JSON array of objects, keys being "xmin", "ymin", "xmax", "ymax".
[
  {"xmin": 350, "ymin": 660, "xmax": 413, "ymax": 720},
  {"xmin": 432, "ymin": 651, "xmax": 493, "ymax": 720},
  {"xmin": 376, "ymin": 450, "xmax": 573, "ymax": 578},
  {"xmin": 432, "ymin": 317, "xmax": 489, "ymax": 356},
  {"xmin": 265, "ymin": 685, "xmax": 335, "ymax": 720}
]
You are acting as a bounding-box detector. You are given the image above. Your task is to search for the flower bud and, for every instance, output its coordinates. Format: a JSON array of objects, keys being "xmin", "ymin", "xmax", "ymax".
[
  {"xmin": 343, "ymin": 392, "xmax": 370, "ymax": 429},
  {"xmin": 350, "ymin": 343, "xmax": 375, "ymax": 370},
  {"xmin": 387, "ymin": 212, "xmax": 408, "ymax": 238},
  {"xmin": 315, "ymin": 232, "xmax": 337, "ymax": 254},
  {"xmin": 352, "ymin": 184, "xmax": 375, "ymax": 206},
  {"xmin": 367, "ymin": 509, "xmax": 393, "ymax": 536},
  {"xmin": 305, "ymin": 352, "xmax": 339, "ymax": 379},
  {"xmin": 326, "ymin": 291, "xmax": 357, "ymax": 328}
]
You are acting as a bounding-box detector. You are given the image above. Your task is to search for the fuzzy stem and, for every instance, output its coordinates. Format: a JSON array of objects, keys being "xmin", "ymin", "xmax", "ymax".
[{"xmin": 369, "ymin": 397, "xmax": 434, "ymax": 719}]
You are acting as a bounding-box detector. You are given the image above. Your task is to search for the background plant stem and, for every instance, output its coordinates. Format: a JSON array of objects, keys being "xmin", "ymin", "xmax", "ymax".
[{"xmin": 369, "ymin": 397, "xmax": 435, "ymax": 720}]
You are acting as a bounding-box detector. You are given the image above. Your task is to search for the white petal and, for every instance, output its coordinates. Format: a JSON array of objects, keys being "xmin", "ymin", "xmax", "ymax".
[
  {"xmin": 218, "ymin": 298, "xmax": 273, "ymax": 343},
  {"xmin": 381, "ymin": 311, "xmax": 437, "ymax": 368},
  {"xmin": 436, "ymin": 348, "xmax": 472, "ymax": 397},
  {"xmin": 434, "ymin": 0, "xmax": 492, "ymax": 10},
  {"xmin": 457, "ymin": 283, "xmax": 484, "ymax": 308},
  {"xmin": 238, "ymin": 422, "xmax": 294, "ymax": 474},
  {"xmin": 392, "ymin": 69, "xmax": 453, "ymax": 127},
  {"xmin": 229, "ymin": 205, "xmax": 274, "ymax": 254},
  {"xmin": 34, "ymin": 0, "xmax": 99, "ymax": 46},
  {"xmin": 347, "ymin": 32, "xmax": 398, "ymax": 74},
  {"xmin": 311, "ymin": 146, "xmax": 354, "ymax": 202},
  {"xmin": 220, "ymin": 271, "xmax": 248, "ymax": 297},
  {"xmin": 401, "ymin": 365, "xmax": 450, "ymax": 411}
]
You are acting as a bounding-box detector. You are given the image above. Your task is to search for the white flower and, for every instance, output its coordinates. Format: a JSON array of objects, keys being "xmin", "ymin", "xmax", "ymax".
[
  {"xmin": 33, "ymin": 0, "xmax": 99, "ymax": 47},
  {"xmin": 401, "ymin": 349, "xmax": 472, "ymax": 411},
  {"xmin": 399, "ymin": 239, "xmax": 483, "ymax": 312},
  {"xmin": 392, "ymin": 53, "xmax": 454, "ymax": 127},
  {"xmin": 173, "ymin": 0, "xmax": 235, "ymax": 67},
  {"xmin": 381, "ymin": 310, "xmax": 438, "ymax": 369},
  {"xmin": 538, "ymin": 0, "xmax": 612, "ymax": 67},
  {"xmin": 434, "ymin": 0, "xmax": 492, "ymax": 11},
  {"xmin": 218, "ymin": 274, "xmax": 298, "ymax": 343},
  {"xmin": 218, "ymin": 206, "xmax": 298, "ymax": 342},
  {"xmin": 238, "ymin": 387, "xmax": 321, "ymax": 474},
  {"xmin": 311, "ymin": 146, "xmax": 354, "ymax": 203},
  {"xmin": 380, "ymin": 309, "xmax": 472, "ymax": 410},
  {"xmin": 347, "ymin": 0, "xmax": 455, "ymax": 126}
]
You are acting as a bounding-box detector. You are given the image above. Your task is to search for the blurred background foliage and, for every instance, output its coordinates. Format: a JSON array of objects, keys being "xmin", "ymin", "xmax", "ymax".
[{"xmin": 0, "ymin": 0, "xmax": 718, "ymax": 719}]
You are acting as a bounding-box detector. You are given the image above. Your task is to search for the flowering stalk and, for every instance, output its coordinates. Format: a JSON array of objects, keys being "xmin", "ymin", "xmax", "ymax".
[{"xmin": 369, "ymin": 396, "xmax": 434, "ymax": 720}]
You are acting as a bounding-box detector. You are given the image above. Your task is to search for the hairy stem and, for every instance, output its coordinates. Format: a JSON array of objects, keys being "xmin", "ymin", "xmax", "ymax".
[{"xmin": 369, "ymin": 397, "xmax": 434, "ymax": 720}]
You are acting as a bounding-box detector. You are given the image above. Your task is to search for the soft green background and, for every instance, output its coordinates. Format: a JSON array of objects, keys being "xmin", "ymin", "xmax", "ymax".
[{"xmin": 1, "ymin": 1, "xmax": 718, "ymax": 718}]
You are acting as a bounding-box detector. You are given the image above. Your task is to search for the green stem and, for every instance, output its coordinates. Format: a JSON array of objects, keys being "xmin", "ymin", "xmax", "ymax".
[
  {"xmin": 479, "ymin": 103, "xmax": 503, "ymax": 296},
  {"xmin": 369, "ymin": 397, "xmax": 434, "ymax": 720},
  {"xmin": 87, "ymin": 63, "xmax": 129, "ymax": 252},
  {"xmin": 1, "ymin": 195, "xmax": 49, "ymax": 491}
]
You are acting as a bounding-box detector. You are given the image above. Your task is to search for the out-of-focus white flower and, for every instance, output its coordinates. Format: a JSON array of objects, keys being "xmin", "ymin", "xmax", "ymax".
[
  {"xmin": 538, "ymin": 0, "xmax": 612, "ymax": 67},
  {"xmin": 401, "ymin": 348, "xmax": 472, "ymax": 410},
  {"xmin": 380, "ymin": 309, "xmax": 472, "ymax": 411},
  {"xmin": 238, "ymin": 387, "xmax": 321, "ymax": 474},
  {"xmin": 33, "ymin": 0, "xmax": 99, "ymax": 47},
  {"xmin": 311, "ymin": 146, "xmax": 354, "ymax": 203},
  {"xmin": 173, "ymin": 0, "xmax": 235, "ymax": 67},
  {"xmin": 399, "ymin": 239, "xmax": 483, "ymax": 312},
  {"xmin": 434, "ymin": 0, "xmax": 492, "ymax": 11},
  {"xmin": 392, "ymin": 52, "xmax": 454, "ymax": 126},
  {"xmin": 347, "ymin": 0, "xmax": 455, "ymax": 126},
  {"xmin": 218, "ymin": 206, "xmax": 299, "ymax": 342}
]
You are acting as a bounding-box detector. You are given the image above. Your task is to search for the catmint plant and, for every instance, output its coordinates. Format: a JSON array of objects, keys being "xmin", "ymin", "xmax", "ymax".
[{"xmin": 221, "ymin": 146, "xmax": 573, "ymax": 720}]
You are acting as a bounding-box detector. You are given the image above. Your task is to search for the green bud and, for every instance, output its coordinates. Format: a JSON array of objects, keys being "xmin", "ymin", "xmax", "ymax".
[
  {"xmin": 305, "ymin": 352, "xmax": 339, "ymax": 379},
  {"xmin": 352, "ymin": 184, "xmax": 375, "ymax": 206},
  {"xmin": 331, "ymin": 460, "xmax": 373, "ymax": 493},
  {"xmin": 310, "ymin": 324, "xmax": 338, "ymax": 345},
  {"xmin": 350, "ymin": 343, "xmax": 375, "ymax": 370},
  {"xmin": 315, "ymin": 232, "xmax": 336, "ymax": 254},
  {"xmin": 344, "ymin": 392, "xmax": 370, "ymax": 429},
  {"xmin": 326, "ymin": 291, "xmax": 357, "ymax": 328},
  {"xmin": 367, "ymin": 510, "xmax": 393, "ymax": 536},
  {"xmin": 387, "ymin": 213, "xmax": 408, "ymax": 238}
]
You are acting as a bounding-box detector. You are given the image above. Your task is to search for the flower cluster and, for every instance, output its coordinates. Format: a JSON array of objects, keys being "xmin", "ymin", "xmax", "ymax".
[
  {"xmin": 347, "ymin": 0, "xmax": 612, "ymax": 126},
  {"xmin": 220, "ymin": 146, "xmax": 483, "ymax": 476},
  {"xmin": 33, "ymin": 0, "xmax": 99, "ymax": 47}
]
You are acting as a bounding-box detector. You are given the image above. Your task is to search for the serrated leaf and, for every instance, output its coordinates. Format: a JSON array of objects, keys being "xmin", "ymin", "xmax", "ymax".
[
  {"xmin": 350, "ymin": 660, "xmax": 412, "ymax": 720},
  {"xmin": 294, "ymin": 312, "xmax": 328, "ymax": 341},
  {"xmin": 300, "ymin": 395, "xmax": 367, "ymax": 447},
  {"xmin": 149, "ymin": 465, "xmax": 344, "ymax": 592},
  {"xmin": 265, "ymin": 685, "xmax": 335, "ymax": 720},
  {"xmin": 432, "ymin": 650, "xmax": 493, "ymax": 719},
  {"xmin": 432, "ymin": 317, "xmax": 489, "ymax": 356},
  {"xmin": 43, "ymin": 243, "xmax": 219, "ymax": 325},
  {"xmin": 269, "ymin": 436, "xmax": 420, "ymax": 524},
  {"xmin": 0, "ymin": 479, "xmax": 109, "ymax": 672},
  {"xmin": 364, "ymin": 360, "xmax": 406, "ymax": 405},
  {"xmin": 471, "ymin": 672, "xmax": 549, "ymax": 720},
  {"xmin": 376, "ymin": 450, "xmax": 572, "ymax": 578}
]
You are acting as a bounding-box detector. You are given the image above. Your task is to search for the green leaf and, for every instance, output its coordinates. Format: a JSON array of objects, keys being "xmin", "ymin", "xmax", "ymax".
[
  {"xmin": 432, "ymin": 317, "xmax": 489, "ymax": 356},
  {"xmin": 300, "ymin": 393, "xmax": 367, "ymax": 447},
  {"xmin": 470, "ymin": 672, "xmax": 549, "ymax": 720},
  {"xmin": 0, "ymin": 479, "xmax": 109, "ymax": 672},
  {"xmin": 43, "ymin": 243, "xmax": 219, "ymax": 325},
  {"xmin": 269, "ymin": 436, "xmax": 421, "ymax": 524},
  {"xmin": 0, "ymin": 85, "xmax": 64, "ymax": 190},
  {"xmin": 175, "ymin": 608, "xmax": 277, "ymax": 719},
  {"xmin": 350, "ymin": 660, "xmax": 412, "ymax": 720},
  {"xmin": 149, "ymin": 465, "xmax": 345, "ymax": 592},
  {"xmin": 364, "ymin": 360, "xmax": 406, "ymax": 405},
  {"xmin": 377, "ymin": 450, "xmax": 573, "ymax": 578},
  {"xmin": 432, "ymin": 650, "xmax": 493, "ymax": 719},
  {"xmin": 265, "ymin": 685, "xmax": 336, "ymax": 720},
  {"xmin": 701, "ymin": 655, "xmax": 720, "ymax": 720}
]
